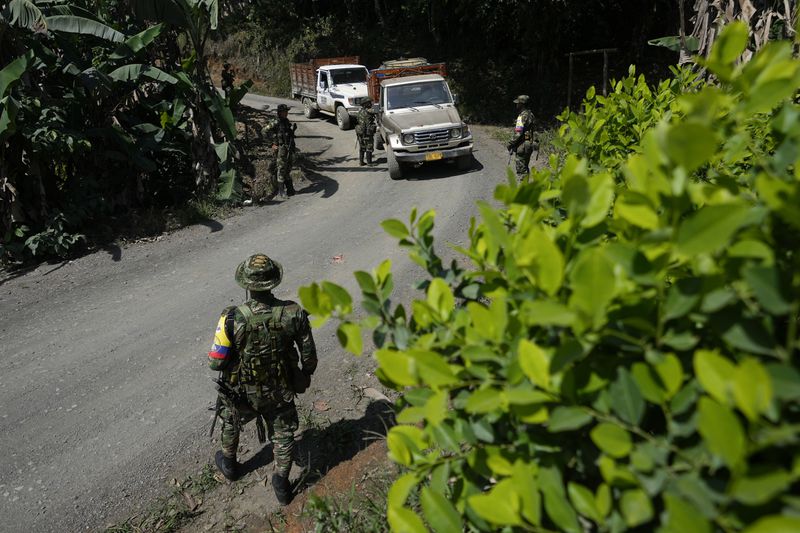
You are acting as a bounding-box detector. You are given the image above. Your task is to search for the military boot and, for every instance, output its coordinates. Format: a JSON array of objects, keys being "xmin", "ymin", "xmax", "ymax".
[
  {"xmin": 271, "ymin": 473, "xmax": 292, "ymax": 505},
  {"xmin": 215, "ymin": 450, "xmax": 238, "ymax": 481},
  {"xmin": 358, "ymin": 149, "xmax": 365, "ymax": 166},
  {"xmin": 366, "ymin": 151, "xmax": 373, "ymax": 165},
  {"xmin": 286, "ymin": 180, "xmax": 296, "ymax": 197}
]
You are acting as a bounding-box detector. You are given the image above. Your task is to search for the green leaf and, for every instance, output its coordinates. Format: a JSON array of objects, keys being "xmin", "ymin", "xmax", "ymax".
[
  {"xmin": 45, "ymin": 15, "xmax": 125, "ymax": 42},
  {"xmin": 321, "ymin": 281, "xmax": 352, "ymax": 313},
  {"xmin": 675, "ymin": 203, "xmax": 752, "ymax": 256},
  {"xmin": 655, "ymin": 354, "xmax": 683, "ymax": 399},
  {"xmin": 568, "ymin": 482, "xmax": 602, "ymax": 523},
  {"xmin": 388, "ymin": 473, "xmax": 419, "ymax": 508},
  {"xmin": 354, "ymin": 270, "xmax": 378, "ymax": 295},
  {"xmin": 568, "ymin": 247, "xmax": 616, "ymax": 328},
  {"xmin": 0, "ymin": 50, "xmax": 34, "ymax": 99},
  {"xmin": 387, "ymin": 507, "xmax": 427, "ymax": 533},
  {"xmin": 661, "ymin": 494, "xmax": 711, "ymax": 533},
  {"xmin": 731, "ymin": 470, "xmax": 792, "ymax": 506},
  {"xmin": 694, "ymin": 349, "xmax": 735, "ymax": 404},
  {"xmin": 548, "ymin": 406, "xmax": 592, "ymax": 432},
  {"xmin": 620, "ymin": 489, "xmax": 653, "ymax": 527},
  {"xmin": 381, "ymin": 218, "xmax": 410, "ymax": 239},
  {"xmin": 582, "ymin": 172, "xmax": 615, "ymax": 227},
  {"xmin": 421, "ymin": 487, "xmax": 461, "ymax": 533},
  {"xmin": 518, "ymin": 339, "xmax": 550, "ymax": 390},
  {"xmin": 743, "ymin": 266, "xmax": 792, "ymax": 315},
  {"xmin": 697, "ymin": 397, "xmax": 746, "ymax": 468},
  {"xmin": 427, "ymin": 278, "xmax": 455, "ymax": 320},
  {"xmin": 591, "ymin": 423, "xmax": 633, "ymax": 458},
  {"xmin": 664, "ymin": 278, "xmax": 702, "ymax": 321},
  {"xmin": 664, "ymin": 122, "xmax": 718, "ymax": 172},
  {"xmin": 709, "ymin": 21, "xmax": 749, "ymax": 65},
  {"xmin": 336, "ymin": 322, "xmax": 363, "ymax": 355},
  {"xmin": 376, "ymin": 349, "xmax": 416, "ymax": 387},
  {"xmin": 511, "ymin": 464, "xmax": 541, "ymax": 525},
  {"xmin": 520, "ymin": 300, "xmax": 576, "ymax": 326},
  {"xmin": 539, "ymin": 467, "xmax": 580, "ymax": 533},
  {"xmin": 632, "ymin": 363, "xmax": 666, "ymax": 404},
  {"xmin": 409, "ymin": 349, "xmax": 458, "ymax": 388},
  {"xmin": 468, "ymin": 479, "xmax": 522, "ymax": 526},
  {"xmin": 744, "ymin": 515, "xmax": 800, "ymax": 533},
  {"xmin": 732, "ymin": 358, "xmax": 773, "ymax": 421},
  {"xmin": 595, "ymin": 484, "xmax": 611, "ymax": 518},
  {"xmin": 515, "ymin": 226, "xmax": 564, "ymax": 295},
  {"xmin": 609, "ymin": 368, "xmax": 645, "ymax": 425},
  {"xmin": 109, "ymin": 64, "xmax": 178, "ymax": 84},
  {"xmin": 614, "ymin": 191, "xmax": 660, "ymax": 230},
  {"xmin": 110, "ymin": 24, "xmax": 163, "ymax": 59},
  {"xmin": 465, "ymin": 388, "xmax": 505, "ymax": 414},
  {"xmin": 387, "ymin": 426, "xmax": 426, "ymax": 466}
]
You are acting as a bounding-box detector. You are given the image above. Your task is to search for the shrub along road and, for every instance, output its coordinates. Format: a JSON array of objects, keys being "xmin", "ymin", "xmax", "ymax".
[{"xmin": 0, "ymin": 93, "xmax": 508, "ymax": 531}]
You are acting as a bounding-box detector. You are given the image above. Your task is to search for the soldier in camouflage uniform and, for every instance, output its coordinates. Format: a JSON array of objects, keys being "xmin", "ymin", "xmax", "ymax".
[
  {"xmin": 267, "ymin": 104, "xmax": 297, "ymax": 199},
  {"xmin": 208, "ymin": 253, "xmax": 317, "ymax": 505},
  {"xmin": 506, "ymin": 94, "xmax": 536, "ymax": 179},
  {"xmin": 221, "ymin": 63, "xmax": 235, "ymax": 99},
  {"xmin": 355, "ymin": 98, "xmax": 377, "ymax": 166}
]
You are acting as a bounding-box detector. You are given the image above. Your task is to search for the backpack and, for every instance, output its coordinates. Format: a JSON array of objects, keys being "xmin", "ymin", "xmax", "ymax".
[{"xmin": 235, "ymin": 303, "xmax": 291, "ymax": 400}]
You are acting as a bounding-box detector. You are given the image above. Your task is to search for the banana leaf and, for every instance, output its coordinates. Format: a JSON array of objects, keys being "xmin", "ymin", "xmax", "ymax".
[
  {"xmin": 109, "ymin": 24, "xmax": 164, "ymax": 60},
  {"xmin": 0, "ymin": 95, "xmax": 21, "ymax": 141},
  {"xmin": 1, "ymin": 0, "xmax": 45, "ymax": 30},
  {"xmin": 45, "ymin": 15, "xmax": 125, "ymax": 42},
  {"xmin": 109, "ymin": 64, "xmax": 178, "ymax": 85},
  {"xmin": 0, "ymin": 50, "xmax": 34, "ymax": 99}
]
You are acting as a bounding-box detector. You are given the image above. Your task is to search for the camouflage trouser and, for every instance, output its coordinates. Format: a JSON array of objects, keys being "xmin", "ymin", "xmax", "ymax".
[
  {"xmin": 515, "ymin": 140, "xmax": 534, "ymax": 179},
  {"xmin": 357, "ymin": 132, "xmax": 374, "ymax": 155},
  {"xmin": 274, "ymin": 146, "xmax": 292, "ymax": 185},
  {"xmin": 219, "ymin": 395, "xmax": 299, "ymax": 477}
]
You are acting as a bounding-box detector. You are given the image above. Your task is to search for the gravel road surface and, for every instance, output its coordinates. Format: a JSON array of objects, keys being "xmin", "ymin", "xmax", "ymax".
[{"xmin": 0, "ymin": 93, "xmax": 508, "ymax": 531}]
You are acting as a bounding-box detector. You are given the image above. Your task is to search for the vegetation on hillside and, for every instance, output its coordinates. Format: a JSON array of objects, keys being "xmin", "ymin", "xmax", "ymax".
[{"xmin": 301, "ymin": 22, "xmax": 800, "ymax": 532}]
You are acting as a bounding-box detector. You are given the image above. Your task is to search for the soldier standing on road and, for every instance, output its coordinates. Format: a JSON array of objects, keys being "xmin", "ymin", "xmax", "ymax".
[
  {"xmin": 221, "ymin": 63, "xmax": 235, "ymax": 99},
  {"xmin": 355, "ymin": 98, "xmax": 377, "ymax": 166},
  {"xmin": 267, "ymin": 104, "xmax": 297, "ymax": 199},
  {"xmin": 208, "ymin": 253, "xmax": 317, "ymax": 505},
  {"xmin": 506, "ymin": 95, "xmax": 536, "ymax": 179}
]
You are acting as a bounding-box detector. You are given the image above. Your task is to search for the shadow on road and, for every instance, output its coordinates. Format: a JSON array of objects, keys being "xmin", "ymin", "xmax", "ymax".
[
  {"xmin": 373, "ymin": 152, "xmax": 486, "ymax": 181},
  {"xmin": 299, "ymin": 168, "xmax": 339, "ymax": 198},
  {"xmin": 103, "ymin": 243, "xmax": 122, "ymax": 262},
  {"xmin": 198, "ymin": 219, "xmax": 224, "ymax": 233}
]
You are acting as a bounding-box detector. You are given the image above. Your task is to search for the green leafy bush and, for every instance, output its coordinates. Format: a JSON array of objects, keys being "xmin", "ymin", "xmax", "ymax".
[{"xmin": 302, "ymin": 23, "xmax": 800, "ymax": 532}]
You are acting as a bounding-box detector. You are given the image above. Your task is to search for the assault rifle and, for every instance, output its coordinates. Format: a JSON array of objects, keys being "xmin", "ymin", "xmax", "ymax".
[{"xmin": 209, "ymin": 375, "xmax": 266, "ymax": 443}]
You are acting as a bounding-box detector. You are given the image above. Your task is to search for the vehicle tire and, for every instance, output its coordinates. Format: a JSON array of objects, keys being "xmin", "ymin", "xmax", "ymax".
[
  {"xmin": 374, "ymin": 132, "xmax": 384, "ymax": 150},
  {"xmin": 303, "ymin": 98, "xmax": 318, "ymax": 119},
  {"xmin": 336, "ymin": 105, "xmax": 352, "ymax": 130},
  {"xmin": 456, "ymin": 153, "xmax": 473, "ymax": 171},
  {"xmin": 387, "ymin": 147, "xmax": 403, "ymax": 180}
]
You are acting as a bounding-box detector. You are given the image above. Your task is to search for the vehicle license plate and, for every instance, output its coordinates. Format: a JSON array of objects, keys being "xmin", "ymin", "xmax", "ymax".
[{"xmin": 425, "ymin": 152, "xmax": 443, "ymax": 161}]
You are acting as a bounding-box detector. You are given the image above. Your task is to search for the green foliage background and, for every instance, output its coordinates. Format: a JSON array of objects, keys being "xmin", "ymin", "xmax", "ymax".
[{"xmin": 302, "ymin": 23, "xmax": 800, "ymax": 532}]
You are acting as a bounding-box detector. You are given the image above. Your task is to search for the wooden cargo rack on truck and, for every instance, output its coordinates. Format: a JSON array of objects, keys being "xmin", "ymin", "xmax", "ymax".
[
  {"xmin": 367, "ymin": 62, "xmax": 447, "ymax": 102},
  {"xmin": 290, "ymin": 56, "xmax": 361, "ymax": 99}
]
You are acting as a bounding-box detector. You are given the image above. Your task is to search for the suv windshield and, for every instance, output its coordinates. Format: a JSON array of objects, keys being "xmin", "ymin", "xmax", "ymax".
[
  {"xmin": 330, "ymin": 68, "xmax": 368, "ymax": 85},
  {"xmin": 385, "ymin": 81, "xmax": 452, "ymax": 110}
]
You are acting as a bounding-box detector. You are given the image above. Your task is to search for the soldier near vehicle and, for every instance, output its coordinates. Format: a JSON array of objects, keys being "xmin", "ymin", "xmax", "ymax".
[
  {"xmin": 506, "ymin": 94, "xmax": 537, "ymax": 179},
  {"xmin": 221, "ymin": 63, "xmax": 235, "ymax": 99},
  {"xmin": 354, "ymin": 98, "xmax": 377, "ymax": 166},
  {"xmin": 208, "ymin": 254, "xmax": 317, "ymax": 505},
  {"xmin": 266, "ymin": 104, "xmax": 297, "ymax": 199}
]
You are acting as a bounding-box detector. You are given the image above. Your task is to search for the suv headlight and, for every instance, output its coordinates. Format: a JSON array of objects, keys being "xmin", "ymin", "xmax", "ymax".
[
  {"xmin": 402, "ymin": 133, "xmax": 415, "ymax": 145},
  {"xmin": 450, "ymin": 128, "xmax": 461, "ymax": 139}
]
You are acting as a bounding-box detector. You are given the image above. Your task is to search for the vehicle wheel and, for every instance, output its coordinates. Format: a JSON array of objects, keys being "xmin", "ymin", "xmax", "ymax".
[
  {"xmin": 374, "ymin": 132, "xmax": 384, "ymax": 150},
  {"xmin": 456, "ymin": 153, "xmax": 473, "ymax": 171},
  {"xmin": 336, "ymin": 106, "xmax": 352, "ymax": 130},
  {"xmin": 387, "ymin": 147, "xmax": 403, "ymax": 180},
  {"xmin": 303, "ymin": 98, "xmax": 318, "ymax": 118}
]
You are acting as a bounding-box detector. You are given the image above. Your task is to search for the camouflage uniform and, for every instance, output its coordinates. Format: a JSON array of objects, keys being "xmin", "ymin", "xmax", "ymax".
[
  {"xmin": 208, "ymin": 254, "xmax": 317, "ymax": 504},
  {"xmin": 354, "ymin": 99, "xmax": 377, "ymax": 166},
  {"xmin": 507, "ymin": 95, "xmax": 536, "ymax": 179},
  {"xmin": 266, "ymin": 104, "xmax": 296, "ymax": 198}
]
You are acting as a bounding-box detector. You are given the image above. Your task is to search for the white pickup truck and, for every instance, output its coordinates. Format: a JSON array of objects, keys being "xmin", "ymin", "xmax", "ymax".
[
  {"xmin": 368, "ymin": 59, "xmax": 473, "ymax": 179},
  {"xmin": 290, "ymin": 56, "xmax": 370, "ymax": 130}
]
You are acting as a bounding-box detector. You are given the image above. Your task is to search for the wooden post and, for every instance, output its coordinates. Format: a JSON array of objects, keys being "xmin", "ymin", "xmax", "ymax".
[
  {"xmin": 602, "ymin": 50, "xmax": 609, "ymax": 96},
  {"xmin": 567, "ymin": 52, "xmax": 574, "ymax": 109}
]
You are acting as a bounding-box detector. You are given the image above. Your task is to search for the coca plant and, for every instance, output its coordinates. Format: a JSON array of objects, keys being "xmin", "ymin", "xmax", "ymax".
[{"xmin": 301, "ymin": 23, "xmax": 800, "ymax": 533}]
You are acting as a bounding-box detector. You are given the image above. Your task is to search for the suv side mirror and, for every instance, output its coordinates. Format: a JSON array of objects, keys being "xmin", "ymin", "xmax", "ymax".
[{"xmin": 452, "ymin": 93, "xmax": 460, "ymax": 104}]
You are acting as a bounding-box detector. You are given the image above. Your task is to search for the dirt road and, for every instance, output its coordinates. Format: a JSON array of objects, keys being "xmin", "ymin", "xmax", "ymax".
[{"xmin": 0, "ymin": 93, "xmax": 508, "ymax": 531}]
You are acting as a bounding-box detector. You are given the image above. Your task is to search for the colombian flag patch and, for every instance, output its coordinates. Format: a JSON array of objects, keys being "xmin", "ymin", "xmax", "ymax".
[{"xmin": 208, "ymin": 315, "xmax": 232, "ymax": 360}]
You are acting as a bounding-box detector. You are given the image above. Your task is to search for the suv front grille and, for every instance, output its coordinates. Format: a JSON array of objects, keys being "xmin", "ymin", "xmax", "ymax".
[{"xmin": 413, "ymin": 129, "xmax": 450, "ymax": 144}]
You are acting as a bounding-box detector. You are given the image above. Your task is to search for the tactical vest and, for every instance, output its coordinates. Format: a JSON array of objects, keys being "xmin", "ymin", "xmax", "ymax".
[
  {"xmin": 236, "ymin": 303, "xmax": 291, "ymax": 400},
  {"xmin": 276, "ymin": 120, "xmax": 293, "ymax": 147}
]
